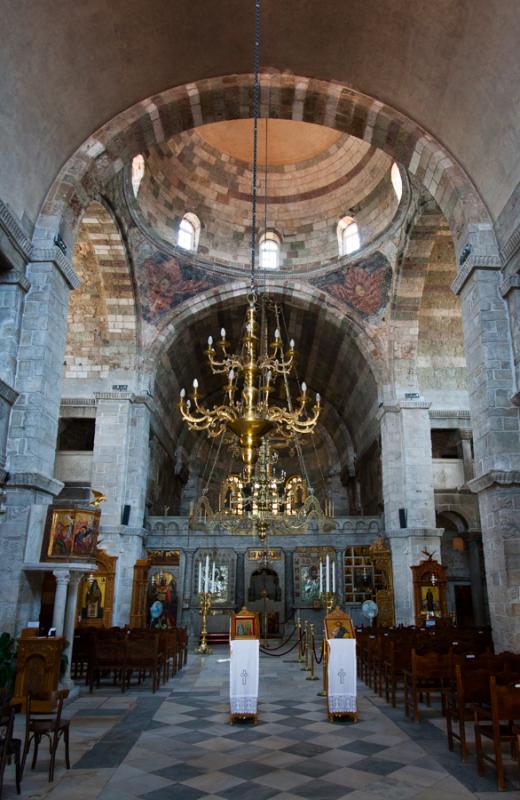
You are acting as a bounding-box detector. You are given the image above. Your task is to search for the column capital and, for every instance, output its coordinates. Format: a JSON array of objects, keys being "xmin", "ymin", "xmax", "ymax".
[
  {"xmin": 458, "ymin": 429, "xmax": 473, "ymax": 441},
  {"xmin": 6, "ymin": 471, "xmax": 63, "ymax": 496},
  {"xmin": 467, "ymin": 469, "xmax": 520, "ymax": 493},
  {"xmin": 52, "ymin": 570, "xmax": 71, "ymax": 585},
  {"xmin": 500, "ymin": 273, "xmax": 520, "ymax": 298},
  {"xmin": 29, "ymin": 245, "xmax": 79, "ymax": 290},
  {"xmin": 451, "ymin": 254, "xmax": 502, "ymax": 296}
]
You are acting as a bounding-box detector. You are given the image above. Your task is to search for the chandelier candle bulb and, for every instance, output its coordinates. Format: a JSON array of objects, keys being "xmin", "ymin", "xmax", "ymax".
[
  {"xmin": 301, "ymin": 382, "xmax": 307, "ymax": 395},
  {"xmin": 193, "ymin": 378, "xmax": 198, "ymax": 389},
  {"xmin": 221, "ymin": 328, "xmax": 226, "ymax": 339},
  {"xmin": 180, "ymin": 388, "xmax": 186, "ymax": 397}
]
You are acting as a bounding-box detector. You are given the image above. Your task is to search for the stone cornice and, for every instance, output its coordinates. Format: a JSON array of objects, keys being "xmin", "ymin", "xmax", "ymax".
[
  {"xmin": 0, "ymin": 271, "xmax": 30, "ymax": 291},
  {"xmin": 0, "ymin": 378, "xmax": 18, "ymax": 406},
  {"xmin": 467, "ymin": 470, "xmax": 520, "ymax": 494},
  {"xmin": 0, "ymin": 198, "xmax": 32, "ymax": 261},
  {"xmin": 429, "ymin": 409, "xmax": 471, "ymax": 419},
  {"xmin": 94, "ymin": 391, "xmax": 134, "ymax": 401},
  {"xmin": 451, "ymin": 254, "xmax": 502, "ymax": 296},
  {"xmin": 30, "ymin": 244, "xmax": 80, "ymax": 290},
  {"xmin": 500, "ymin": 225, "xmax": 520, "ymax": 267},
  {"xmin": 60, "ymin": 397, "xmax": 97, "ymax": 407},
  {"xmin": 0, "ymin": 199, "xmax": 79, "ymax": 290},
  {"xmin": 378, "ymin": 399, "xmax": 431, "ymax": 419},
  {"xmin": 7, "ymin": 472, "xmax": 64, "ymax": 496},
  {"xmin": 383, "ymin": 527, "xmax": 444, "ymax": 539},
  {"xmin": 500, "ymin": 273, "xmax": 520, "ymax": 298}
]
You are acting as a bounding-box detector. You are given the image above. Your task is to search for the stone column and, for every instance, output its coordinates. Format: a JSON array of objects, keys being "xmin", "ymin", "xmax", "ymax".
[
  {"xmin": 284, "ymin": 550, "xmax": 294, "ymax": 619},
  {"xmin": 467, "ymin": 532, "xmax": 487, "ymax": 627},
  {"xmin": 235, "ymin": 552, "xmax": 245, "ymax": 610},
  {"xmin": 52, "ymin": 570, "xmax": 70, "ymax": 636},
  {"xmin": 62, "ymin": 572, "xmax": 82, "ymax": 685},
  {"xmin": 453, "ymin": 262, "xmax": 520, "ymax": 651},
  {"xmin": 501, "ymin": 274, "xmax": 520, "ymax": 406},
  {"xmin": 380, "ymin": 399, "xmax": 443, "ymax": 624},
  {"xmin": 0, "ymin": 251, "xmax": 78, "ymax": 633},
  {"xmin": 181, "ymin": 549, "xmax": 194, "ymax": 614}
]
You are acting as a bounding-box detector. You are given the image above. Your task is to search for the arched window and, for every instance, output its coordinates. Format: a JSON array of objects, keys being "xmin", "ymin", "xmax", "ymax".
[
  {"xmin": 337, "ymin": 216, "xmax": 360, "ymax": 256},
  {"xmin": 259, "ymin": 231, "xmax": 281, "ymax": 270},
  {"xmin": 391, "ymin": 162, "xmax": 403, "ymax": 203},
  {"xmin": 131, "ymin": 154, "xmax": 145, "ymax": 196},
  {"xmin": 177, "ymin": 212, "xmax": 201, "ymax": 252}
]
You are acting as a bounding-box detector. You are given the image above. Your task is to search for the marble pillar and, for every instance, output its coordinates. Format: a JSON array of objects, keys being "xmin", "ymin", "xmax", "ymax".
[
  {"xmin": 52, "ymin": 570, "xmax": 70, "ymax": 636},
  {"xmin": 62, "ymin": 572, "xmax": 81, "ymax": 685}
]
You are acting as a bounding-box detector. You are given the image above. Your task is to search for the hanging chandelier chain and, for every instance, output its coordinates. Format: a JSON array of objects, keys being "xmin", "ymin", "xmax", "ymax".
[
  {"xmin": 274, "ymin": 304, "xmax": 312, "ymax": 490},
  {"xmin": 250, "ymin": 0, "xmax": 261, "ymax": 296}
]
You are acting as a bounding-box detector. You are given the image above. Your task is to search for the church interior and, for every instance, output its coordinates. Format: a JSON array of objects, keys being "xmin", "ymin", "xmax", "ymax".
[{"xmin": 1, "ymin": 1, "xmax": 520, "ymax": 797}]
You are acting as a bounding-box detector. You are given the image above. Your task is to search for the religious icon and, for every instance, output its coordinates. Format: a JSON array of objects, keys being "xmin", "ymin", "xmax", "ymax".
[
  {"xmin": 79, "ymin": 574, "xmax": 106, "ymax": 621},
  {"xmin": 86, "ymin": 578, "xmax": 102, "ymax": 619},
  {"xmin": 300, "ymin": 564, "xmax": 320, "ymax": 601},
  {"xmin": 231, "ymin": 608, "xmax": 259, "ymax": 639},
  {"xmin": 421, "ymin": 585, "xmax": 440, "ymax": 616},
  {"xmin": 43, "ymin": 507, "xmax": 100, "ymax": 561},
  {"xmin": 325, "ymin": 610, "xmax": 355, "ymax": 640},
  {"xmin": 50, "ymin": 513, "xmax": 74, "ymax": 556},
  {"xmin": 148, "ymin": 570, "xmax": 178, "ymax": 628}
]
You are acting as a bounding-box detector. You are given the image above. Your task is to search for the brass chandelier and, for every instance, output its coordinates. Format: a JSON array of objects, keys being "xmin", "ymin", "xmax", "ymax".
[{"xmin": 179, "ymin": 301, "xmax": 320, "ymax": 479}]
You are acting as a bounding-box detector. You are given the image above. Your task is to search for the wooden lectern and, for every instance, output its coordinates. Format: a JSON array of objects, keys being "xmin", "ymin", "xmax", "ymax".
[{"xmin": 12, "ymin": 636, "xmax": 65, "ymax": 712}]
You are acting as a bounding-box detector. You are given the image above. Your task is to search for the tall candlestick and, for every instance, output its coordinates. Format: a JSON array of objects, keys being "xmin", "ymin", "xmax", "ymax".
[
  {"xmin": 326, "ymin": 554, "xmax": 330, "ymax": 592},
  {"xmin": 332, "ymin": 560, "xmax": 336, "ymax": 593},
  {"xmin": 198, "ymin": 561, "xmax": 202, "ymax": 593},
  {"xmin": 205, "ymin": 555, "xmax": 209, "ymax": 592},
  {"xmin": 211, "ymin": 560, "xmax": 216, "ymax": 593},
  {"xmin": 319, "ymin": 560, "xmax": 323, "ymax": 594}
]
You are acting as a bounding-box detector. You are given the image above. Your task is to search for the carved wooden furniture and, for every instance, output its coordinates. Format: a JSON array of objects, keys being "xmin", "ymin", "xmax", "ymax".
[
  {"xmin": 129, "ymin": 559, "xmax": 151, "ymax": 628},
  {"xmin": 77, "ymin": 549, "xmax": 117, "ymax": 629},
  {"xmin": 474, "ymin": 676, "xmax": 520, "ymax": 791},
  {"xmin": 368, "ymin": 537, "xmax": 395, "ymax": 627},
  {"xmin": 12, "ymin": 638, "xmax": 64, "ymax": 713},
  {"xmin": 411, "ymin": 556, "xmax": 448, "ymax": 626},
  {"xmin": 0, "ymin": 700, "xmax": 21, "ymax": 797},
  {"xmin": 403, "ymin": 649, "xmax": 450, "ymax": 722},
  {"xmin": 21, "ymin": 689, "xmax": 70, "ymax": 782}
]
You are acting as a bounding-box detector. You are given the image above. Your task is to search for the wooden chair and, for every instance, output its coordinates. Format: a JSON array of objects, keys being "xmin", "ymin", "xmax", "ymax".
[
  {"xmin": 384, "ymin": 640, "xmax": 411, "ymax": 708},
  {"xmin": 474, "ymin": 676, "xmax": 520, "ymax": 791},
  {"xmin": 125, "ymin": 637, "xmax": 162, "ymax": 693},
  {"xmin": 89, "ymin": 638, "xmax": 126, "ymax": 693},
  {"xmin": 21, "ymin": 690, "xmax": 70, "ymax": 782},
  {"xmin": 0, "ymin": 701, "xmax": 21, "ymax": 797},
  {"xmin": 445, "ymin": 665, "xmax": 491, "ymax": 761},
  {"xmin": 403, "ymin": 649, "xmax": 450, "ymax": 722}
]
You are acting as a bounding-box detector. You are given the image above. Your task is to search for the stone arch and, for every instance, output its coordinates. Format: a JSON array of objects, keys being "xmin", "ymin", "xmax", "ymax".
[
  {"xmin": 35, "ymin": 73, "xmax": 498, "ymax": 262},
  {"xmin": 388, "ymin": 203, "xmax": 466, "ymax": 399},
  {"xmin": 65, "ymin": 199, "xmax": 138, "ymax": 379}
]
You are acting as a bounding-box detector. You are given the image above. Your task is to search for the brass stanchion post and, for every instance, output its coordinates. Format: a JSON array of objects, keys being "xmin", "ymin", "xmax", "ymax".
[
  {"xmin": 295, "ymin": 617, "xmax": 302, "ymax": 663},
  {"xmin": 301, "ymin": 620, "xmax": 309, "ymax": 670},
  {"xmin": 306, "ymin": 624, "xmax": 319, "ymax": 681}
]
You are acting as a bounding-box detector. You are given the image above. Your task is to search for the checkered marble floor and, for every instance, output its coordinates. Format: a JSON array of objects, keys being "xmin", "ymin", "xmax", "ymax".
[{"xmin": 5, "ymin": 647, "xmax": 520, "ymax": 799}]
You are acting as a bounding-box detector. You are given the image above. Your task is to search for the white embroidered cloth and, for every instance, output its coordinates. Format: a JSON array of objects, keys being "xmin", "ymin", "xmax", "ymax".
[
  {"xmin": 327, "ymin": 638, "xmax": 357, "ymax": 714},
  {"xmin": 230, "ymin": 639, "xmax": 259, "ymax": 715}
]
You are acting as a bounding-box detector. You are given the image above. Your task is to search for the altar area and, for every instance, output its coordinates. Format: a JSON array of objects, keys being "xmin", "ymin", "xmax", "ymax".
[{"xmin": 142, "ymin": 514, "xmax": 390, "ymax": 643}]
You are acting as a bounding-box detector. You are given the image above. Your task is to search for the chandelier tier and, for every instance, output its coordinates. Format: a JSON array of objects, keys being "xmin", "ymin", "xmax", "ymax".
[
  {"xmin": 189, "ymin": 440, "xmax": 335, "ymax": 539},
  {"xmin": 179, "ymin": 300, "xmax": 320, "ymax": 478}
]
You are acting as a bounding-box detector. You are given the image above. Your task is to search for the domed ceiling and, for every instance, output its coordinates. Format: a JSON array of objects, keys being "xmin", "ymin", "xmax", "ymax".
[{"xmin": 133, "ymin": 119, "xmax": 400, "ymax": 272}]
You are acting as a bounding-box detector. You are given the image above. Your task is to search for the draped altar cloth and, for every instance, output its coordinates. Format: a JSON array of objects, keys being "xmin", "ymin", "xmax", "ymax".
[
  {"xmin": 230, "ymin": 639, "xmax": 259, "ymax": 715},
  {"xmin": 327, "ymin": 638, "xmax": 357, "ymax": 714}
]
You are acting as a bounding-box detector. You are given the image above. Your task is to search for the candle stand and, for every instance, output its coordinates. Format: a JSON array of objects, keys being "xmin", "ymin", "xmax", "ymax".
[
  {"xmin": 320, "ymin": 591, "xmax": 335, "ymax": 614},
  {"xmin": 195, "ymin": 591, "xmax": 213, "ymax": 654}
]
